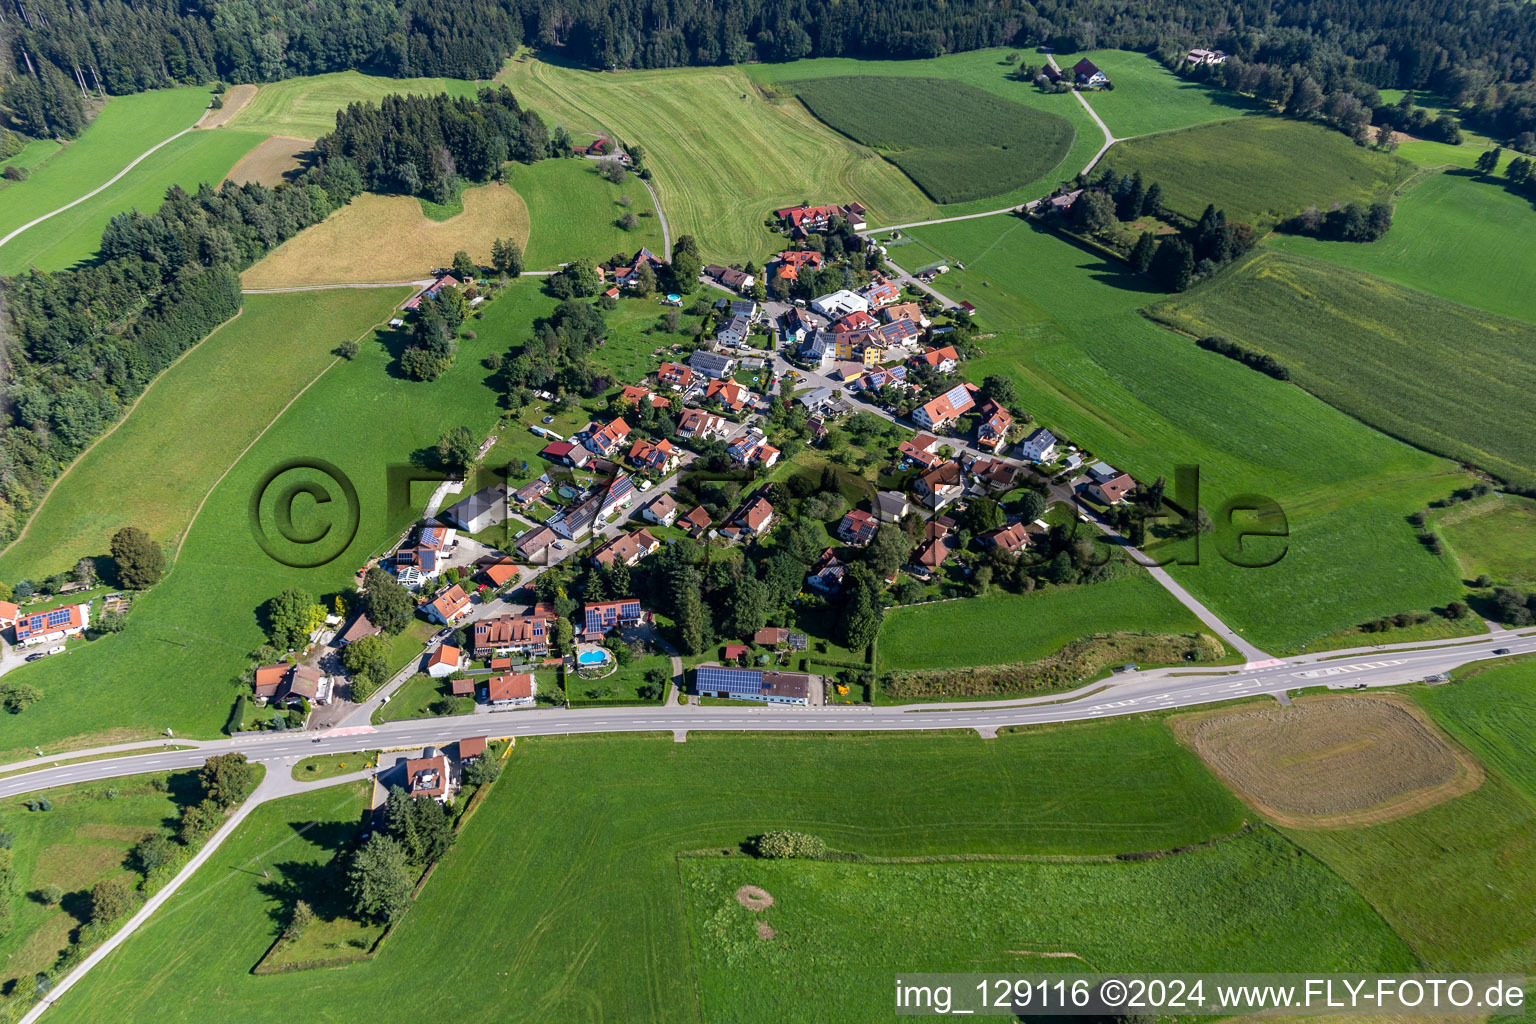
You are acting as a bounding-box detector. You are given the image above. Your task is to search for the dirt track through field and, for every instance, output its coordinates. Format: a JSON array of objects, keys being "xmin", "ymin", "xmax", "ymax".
[{"xmin": 1173, "ymin": 695, "xmax": 1482, "ymax": 828}]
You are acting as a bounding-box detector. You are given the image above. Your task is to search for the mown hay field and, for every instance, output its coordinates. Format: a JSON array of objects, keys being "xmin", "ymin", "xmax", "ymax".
[
  {"xmin": 683, "ymin": 829, "xmax": 1415, "ymax": 1024},
  {"xmin": 1434, "ymin": 494, "xmax": 1536, "ymax": 585},
  {"xmin": 0, "ymin": 288, "xmax": 409, "ymax": 582},
  {"xmin": 197, "ymin": 83, "xmax": 258, "ymax": 128},
  {"xmin": 1148, "ymin": 249, "xmax": 1536, "ymax": 488},
  {"xmin": 889, "ymin": 216, "xmax": 1469, "ymax": 654},
  {"xmin": 43, "ymin": 727, "xmax": 1258, "ymax": 1024},
  {"xmin": 1102, "ymin": 116, "xmax": 1415, "ymax": 230},
  {"xmin": 242, "ymin": 183, "xmax": 530, "ymax": 287},
  {"xmin": 1173, "ymin": 695, "xmax": 1480, "ymax": 827},
  {"xmin": 788, "ymin": 76, "xmax": 1073, "ymax": 204},
  {"xmin": 879, "ymin": 572, "xmax": 1206, "ymax": 672},
  {"xmin": 222, "ymin": 71, "xmax": 480, "ymax": 138},
  {"xmin": 1268, "ymin": 170, "xmax": 1536, "ymax": 325},
  {"xmin": 497, "ymin": 58, "xmax": 937, "ymax": 262},
  {"xmin": 224, "ymin": 134, "xmax": 311, "ymax": 186},
  {"xmin": 512, "ymin": 157, "xmax": 665, "ymax": 268}
]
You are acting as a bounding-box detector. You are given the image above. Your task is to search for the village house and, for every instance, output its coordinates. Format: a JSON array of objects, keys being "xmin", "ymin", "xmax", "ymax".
[
  {"xmin": 694, "ymin": 665, "xmax": 812, "ymax": 706},
  {"xmin": 426, "ymin": 644, "xmax": 462, "ymax": 678},
  {"xmin": 883, "ymin": 302, "xmax": 929, "ymax": 328},
  {"xmin": 405, "ymin": 751, "xmax": 454, "ymax": 801},
  {"xmin": 688, "ymin": 350, "xmax": 738, "ymax": 379},
  {"xmin": 474, "ymin": 607, "xmax": 556, "ymax": 658},
  {"xmin": 837, "ymin": 508, "xmax": 879, "ymax": 546},
  {"xmin": 774, "ymin": 249, "xmax": 824, "ymax": 282},
  {"xmin": 335, "ymin": 612, "xmax": 380, "ymax": 646},
  {"xmin": 513, "ymin": 474, "xmax": 554, "ymax": 507},
  {"xmin": 593, "ymin": 529, "xmax": 661, "ymax": 568},
  {"xmin": 657, "ymin": 361, "xmax": 696, "ymax": 389},
  {"xmin": 773, "ymin": 202, "xmax": 866, "ymax": 235},
  {"xmin": 913, "ymin": 383, "xmax": 978, "ymax": 431},
  {"xmin": 0, "ymin": 601, "xmax": 17, "ymax": 630},
  {"xmin": 611, "ymin": 247, "xmax": 665, "ymax": 289},
  {"xmin": 440, "ymin": 483, "xmax": 509, "ymax": 535},
  {"xmin": 913, "ymin": 519, "xmax": 953, "ymax": 571},
  {"xmin": 795, "ymin": 387, "xmax": 852, "ymax": 420},
  {"xmin": 549, "ymin": 473, "xmax": 633, "ymax": 540},
  {"xmin": 860, "ymin": 276, "xmax": 901, "ymax": 307},
  {"xmin": 401, "ymin": 273, "xmax": 460, "ymax": 311},
  {"xmin": 911, "ymin": 345, "xmax": 959, "ymax": 374},
  {"xmin": 1089, "ymin": 471, "xmax": 1137, "ymax": 506},
  {"xmin": 390, "ymin": 522, "xmax": 456, "ymax": 578},
  {"xmin": 458, "ymin": 736, "xmax": 488, "ymax": 762},
  {"xmin": 581, "ymin": 417, "xmax": 632, "ymax": 457},
  {"xmin": 705, "ymin": 378, "xmax": 752, "ymax": 414},
  {"xmin": 540, "ymin": 440, "xmax": 591, "ymax": 469},
  {"xmin": 515, "ymin": 525, "xmax": 560, "ymax": 564},
  {"xmin": 975, "ymin": 399, "xmax": 1013, "ymax": 452},
  {"xmin": 1016, "ymin": 427, "xmax": 1058, "ymax": 463},
  {"xmin": 876, "ymin": 491, "xmax": 911, "ymax": 523},
  {"xmin": 643, "ymin": 492, "xmax": 680, "ymax": 526},
  {"xmin": 727, "ymin": 436, "xmax": 781, "ymax": 469},
  {"xmin": 253, "ymin": 663, "xmax": 329, "ymax": 706},
  {"xmin": 583, "ymin": 599, "xmax": 644, "ymax": 639},
  {"xmin": 629, "ymin": 437, "xmax": 680, "ymax": 474},
  {"xmin": 726, "ymin": 495, "xmax": 775, "ymax": 540},
  {"xmin": 1073, "ymin": 57, "xmax": 1110, "ymax": 87},
  {"xmin": 834, "ymin": 328, "xmax": 884, "ymax": 367},
  {"xmin": 913, "ymin": 460, "xmax": 966, "ymax": 511},
  {"xmin": 830, "ymin": 309, "xmax": 878, "ymax": 334},
  {"xmin": 715, "ymin": 313, "xmax": 752, "ymax": 347},
  {"xmin": 427, "ymin": 584, "xmax": 471, "ymax": 626},
  {"xmin": 678, "ymin": 505, "xmax": 713, "ymax": 536},
  {"xmin": 806, "ymin": 548, "xmax": 847, "ymax": 593},
  {"xmin": 980, "ymin": 521, "xmax": 1033, "ymax": 556},
  {"xmin": 485, "ymin": 673, "xmax": 537, "ymax": 707},
  {"xmin": 677, "ymin": 408, "xmax": 733, "ymax": 441},
  {"xmin": 478, "ymin": 560, "xmax": 518, "ymax": 590},
  {"xmin": 704, "ymin": 264, "xmax": 754, "ymax": 291},
  {"xmin": 798, "ymin": 329, "xmax": 836, "ymax": 367},
  {"xmin": 967, "ymin": 456, "xmax": 1020, "ymax": 493},
  {"xmin": 852, "ymin": 365, "xmax": 909, "ymax": 394},
  {"xmin": 1186, "ymin": 48, "xmax": 1229, "ymax": 66},
  {"xmin": 879, "ymin": 317, "xmax": 924, "ymax": 352},
  {"xmin": 898, "ymin": 432, "xmax": 943, "ymax": 470}
]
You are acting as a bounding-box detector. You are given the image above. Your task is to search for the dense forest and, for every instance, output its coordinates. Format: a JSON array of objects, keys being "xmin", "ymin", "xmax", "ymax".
[
  {"xmin": 5, "ymin": 0, "xmax": 1536, "ymax": 139},
  {"xmin": 0, "ymin": 86, "xmax": 556, "ymax": 548}
]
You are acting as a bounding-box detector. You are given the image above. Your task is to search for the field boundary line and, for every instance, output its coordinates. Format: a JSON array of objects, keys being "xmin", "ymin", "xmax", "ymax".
[
  {"xmin": 170, "ymin": 301, "xmax": 405, "ymax": 565},
  {"xmin": 0, "ymin": 307, "xmax": 244, "ymax": 565},
  {"xmin": 0, "ymin": 100, "xmax": 214, "ymax": 252}
]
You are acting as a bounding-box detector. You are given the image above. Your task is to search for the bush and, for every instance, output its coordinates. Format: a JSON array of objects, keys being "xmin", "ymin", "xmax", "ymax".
[
  {"xmin": 39, "ymin": 884, "xmax": 64, "ymax": 906},
  {"xmin": 753, "ymin": 830, "xmax": 827, "ymax": 859},
  {"xmin": 1195, "ymin": 335, "xmax": 1291, "ymax": 381},
  {"xmin": 336, "ymin": 338, "xmax": 360, "ymax": 359}
]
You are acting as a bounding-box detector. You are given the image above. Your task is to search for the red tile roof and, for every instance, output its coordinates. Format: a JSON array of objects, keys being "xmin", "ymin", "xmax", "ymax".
[{"xmin": 487, "ymin": 673, "xmax": 535, "ymax": 702}]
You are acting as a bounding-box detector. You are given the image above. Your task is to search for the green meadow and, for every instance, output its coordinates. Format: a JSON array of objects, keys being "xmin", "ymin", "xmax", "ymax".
[
  {"xmin": 43, "ymin": 727, "xmax": 1257, "ymax": 1023},
  {"xmin": 0, "ymin": 127, "xmax": 263, "ymax": 272},
  {"xmin": 223, "ymin": 71, "xmax": 481, "ymax": 139},
  {"xmin": 1434, "ymin": 494, "xmax": 1536, "ymax": 585},
  {"xmin": 683, "ymin": 829, "xmax": 1414, "ymax": 1024},
  {"xmin": 891, "ymin": 215, "xmax": 1469, "ymax": 653},
  {"xmin": 0, "ymin": 281, "xmax": 557, "ymax": 758},
  {"xmin": 1057, "ymin": 50, "xmax": 1262, "ymax": 137},
  {"xmin": 0, "ymin": 289, "xmax": 409, "ymax": 582},
  {"xmin": 1269, "ymin": 170, "xmax": 1536, "ymax": 325},
  {"xmin": 512, "ymin": 157, "xmax": 664, "ymax": 269},
  {"xmin": 1149, "ymin": 249, "xmax": 1536, "ymax": 488},
  {"xmin": 1102, "ymin": 116, "xmax": 1416, "ymax": 230},
  {"xmin": 879, "ymin": 572, "xmax": 1206, "ymax": 671}
]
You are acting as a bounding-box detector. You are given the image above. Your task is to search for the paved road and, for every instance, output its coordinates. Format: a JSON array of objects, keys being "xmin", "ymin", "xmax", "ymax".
[
  {"xmin": 4, "ymin": 629, "xmax": 1531, "ymax": 802},
  {"xmin": 1045, "ymin": 54, "xmax": 1119, "ymax": 174},
  {"xmin": 0, "ymin": 104, "xmax": 214, "ymax": 253}
]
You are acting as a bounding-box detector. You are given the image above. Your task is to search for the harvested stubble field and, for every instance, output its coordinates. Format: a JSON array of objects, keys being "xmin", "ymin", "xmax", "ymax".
[
  {"xmin": 1173, "ymin": 695, "xmax": 1481, "ymax": 827},
  {"xmin": 224, "ymin": 134, "xmax": 311, "ymax": 186},
  {"xmin": 198, "ymin": 84, "xmax": 258, "ymax": 129},
  {"xmin": 787, "ymin": 76, "xmax": 1073, "ymax": 204},
  {"xmin": 242, "ymin": 184, "xmax": 529, "ymax": 287}
]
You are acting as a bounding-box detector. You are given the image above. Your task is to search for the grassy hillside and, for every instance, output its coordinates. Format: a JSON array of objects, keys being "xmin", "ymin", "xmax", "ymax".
[
  {"xmin": 1148, "ymin": 249, "xmax": 1536, "ymax": 488},
  {"xmin": 496, "ymin": 58, "xmax": 935, "ymax": 263},
  {"xmin": 0, "ymin": 128, "xmax": 264, "ymax": 273},
  {"xmin": 1433, "ymin": 494, "xmax": 1536, "ymax": 586},
  {"xmin": 1102, "ymin": 116, "xmax": 1416, "ymax": 230},
  {"xmin": 1268, "ymin": 170, "xmax": 1536, "ymax": 324},
  {"xmin": 513, "ymin": 157, "xmax": 664, "ymax": 269},
  {"xmin": 788, "ymin": 76, "xmax": 1074, "ymax": 204},
  {"xmin": 0, "ymin": 289, "xmax": 408, "ymax": 582},
  {"xmin": 43, "ymin": 727, "xmax": 1256, "ymax": 1023},
  {"xmin": 890, "ymin": 216, "xmax": 1469, "ymax": 654},
  {"xmin": 0, "ymin": 281, "xmax": 556, "ymax": 757},
  {"xmin": 223, "ymin": 71, "xmax": 480, "ymax": 139},
  {"xmin": 0, "ymin": 87, "xmax": 212, "ymax": 247},
  {"xmin": 684, "ymin": 829, "xmax": 1413, "ymax": 1023},
  {"xmin": 1057, "ymin": 50, "xmax": 1262, "ymax": 137},
  {"xmin": 880, "ymin": 572, "xmax": 1206, "ymax": 671}
]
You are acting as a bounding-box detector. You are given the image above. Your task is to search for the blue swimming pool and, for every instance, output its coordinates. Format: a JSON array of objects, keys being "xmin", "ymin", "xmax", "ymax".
[{"xmin": 577, "ymin": 649, "xmax": 610, "ymax": 666}]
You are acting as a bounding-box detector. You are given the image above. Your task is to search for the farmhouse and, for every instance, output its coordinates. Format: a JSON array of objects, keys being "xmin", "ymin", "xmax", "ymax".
[
  {"xmin": 474, "ymin": 608, "xmax": 555, "ymax": 657},
  {"xmin": 913, "ymin": 383, "xmax": 977, "ymax": 431},
  {"xmin": 13, "ymin": 603, "xmax": 89, "ymax": 646},
  {"xmin": 515, "ymin": 525, "xmax": 560, "ymax": 563},
  {"xmin": 657, "ymin": 362, "xmax": 695, "ymax": 389},
  {"xmin": 643, "ymin": 492, "xmax": 680, "ymax": 526},
  {"xmin": 427, "ymin": 584, "xmax": 471, "ymax": 626},
  {"xmin": 401, "ymin": 273, "xmax": 460, "ymax": 312},
  {"xmin": 336, "ymin": 612, "xmax": 380, "ymax": 646},
  {"xmin": 1186, "ymin": 48, "xmax": 1228, "ymax": 66},
  {"xmin": 252, "ymin": 663, "xmax": 328, "ymax": 706},
  {"xmin": 426, "ymin": 644, "xmax": 462, "ymax": 678},
  {"xmin": 1072, "ymin": 58, "xmax": 1109, "ymax": 87},
  {"xmin": 440, "ymin": 483, "xmax": 508, "ymax": 534},
  {"xmin": 694, "ymin": 665, "xmax": 812, "ymax": 706},
  {"xmin": 1017, "ymin": 427, "xmax": 1058, "ymax": 463},
  {"xmin": 688, "ymin": 350, "xmax": 738, "ymax": 379},
  {"xmin": 593, "ymin": 529, "xmax": 661, "ymax": 568},
  {"xmin": 773, "ymin": 202, "xmax": 866, "ymax": 235},
  {"xmin": 485, "ymin": 673, "xmax": 537, "ymax": 707},
  {"xmin": 583, "ymin": 599, "xmax": 644, "ymax": 638},
  {"xmin": 811, "ymin": 290, "xmax": 871, "ymax": 319}
]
